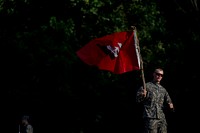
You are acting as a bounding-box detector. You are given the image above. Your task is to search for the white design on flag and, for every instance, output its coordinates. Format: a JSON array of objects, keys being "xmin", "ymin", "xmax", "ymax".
[
  {"xmin": 117, "ymin": 42, "xmax": 122, "ymax": 48},
  {"xmin": 106, "ymin": 42, "xmax": 122, "ymax": 57}
]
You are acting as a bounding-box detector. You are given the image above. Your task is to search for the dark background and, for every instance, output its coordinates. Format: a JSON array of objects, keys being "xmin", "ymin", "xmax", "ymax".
[{"xmin": 1, "ymin": 0, "xmax": 199, "ymax": 132}]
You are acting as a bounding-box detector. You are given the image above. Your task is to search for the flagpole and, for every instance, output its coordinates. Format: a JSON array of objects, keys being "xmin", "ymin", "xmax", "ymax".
[
  {"xmin": 19, "ymin": 124, "xmax": 20, "ymax": 133},
  {"xmin": 131, "ymin": 26, "xmax": 146, "ymax": 91},
  {"xmin": 139, "ymin": 52, "xmax": 146, "ymax": 91}
]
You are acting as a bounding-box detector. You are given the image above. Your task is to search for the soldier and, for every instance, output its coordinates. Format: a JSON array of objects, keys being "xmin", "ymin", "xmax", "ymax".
[
  {"xmin": 21, "ymin": 115, "xmax": 33, "ymax": 133},
  {"xmin": 136, "ymin": 68, "xmax": 174, "ymax": 133}
]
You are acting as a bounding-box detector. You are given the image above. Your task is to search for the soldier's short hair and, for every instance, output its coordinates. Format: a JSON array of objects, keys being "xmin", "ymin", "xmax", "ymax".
[{"xmin": 22, "ymin": 115, "xmax": 30, "ymax": 121}]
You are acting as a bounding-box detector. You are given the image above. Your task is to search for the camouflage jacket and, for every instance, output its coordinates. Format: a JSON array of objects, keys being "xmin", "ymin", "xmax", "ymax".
[
  {"xmin": 136, "ymin": 81, "xmax": 172, "ymax": 119},
  {"xmin": 26, "ymin": 125, "xmax": 33, "ymax": 133},
  {"xmin": 21, "ymin": 124, "xmax": 33, "ymax": 133}
]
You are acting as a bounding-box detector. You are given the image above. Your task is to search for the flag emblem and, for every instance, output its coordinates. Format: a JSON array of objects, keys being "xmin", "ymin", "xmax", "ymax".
[{"xmin": 76, "ymin": 30, "xmax": 141, "ymax": 74}]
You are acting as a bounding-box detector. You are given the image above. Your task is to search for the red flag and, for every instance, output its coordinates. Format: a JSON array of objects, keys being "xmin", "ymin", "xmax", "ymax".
[{"xmin": 76, "ymin": 30, "xmax": 141, "ymax": 74}]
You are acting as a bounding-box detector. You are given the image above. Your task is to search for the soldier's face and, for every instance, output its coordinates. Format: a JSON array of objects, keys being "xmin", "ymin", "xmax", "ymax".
[{"xmin": 153, "ymin": 71, "xmax": 163, "ymax": 82}]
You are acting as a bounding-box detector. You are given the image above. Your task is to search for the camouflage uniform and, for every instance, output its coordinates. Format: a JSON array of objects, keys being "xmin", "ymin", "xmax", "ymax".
[
  {"xmin": 21, "ymin": 124, "xmax": 33, "ymax": 133},
  {"xmin": 136, "ymin": 81, "xmax": 173, "ymax": 133},
  {"xmin": 21, "ymin": 115, "xmax": 33, "ymax": 133}
]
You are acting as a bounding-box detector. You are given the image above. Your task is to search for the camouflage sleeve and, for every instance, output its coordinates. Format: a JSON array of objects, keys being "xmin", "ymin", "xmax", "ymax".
[
  {"xmin": 26, "ymin": 125, "xmax": 33, "ymax": 133},
  {"xmin": 136, "ymin": 86, "xmax": 148, "ymax": 103},
  {"xmin": 164, "ymin": 90, "xmax": 172, "ymax": 104}
]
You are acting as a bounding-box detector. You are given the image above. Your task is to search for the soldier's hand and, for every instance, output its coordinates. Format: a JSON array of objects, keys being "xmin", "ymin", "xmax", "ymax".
[
  {"xmin": 168, "ymin": 103, "xmax": 175, "ymax": 112},
  {"xmin": 141, "ymin": 89, "xmax": 147, "ymax": 98}
]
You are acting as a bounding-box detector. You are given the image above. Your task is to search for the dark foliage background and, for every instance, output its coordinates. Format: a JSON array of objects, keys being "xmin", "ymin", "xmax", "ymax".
[{"xmin": 0, "ymin": 0, "xmax": 199, "ymax": 132}]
